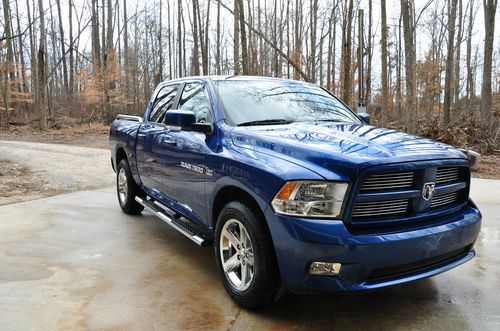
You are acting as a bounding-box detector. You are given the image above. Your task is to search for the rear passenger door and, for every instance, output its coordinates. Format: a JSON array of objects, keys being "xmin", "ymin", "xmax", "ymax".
[{"xmin": 136, "ymin": 83, "xmax": 180, "ymax": 194}]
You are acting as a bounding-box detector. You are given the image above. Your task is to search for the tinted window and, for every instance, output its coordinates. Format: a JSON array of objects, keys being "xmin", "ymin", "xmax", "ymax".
[
  {"xmin": 149, "ymin": 84, "xmax": 179, "ymax": 123},
  {"xmin": 214, "ymin": 80, "xmax": 361, "ymax": 126},
  {"xmin": 178, "ymin": 82, "xmax": 212, "ymax": 123}
]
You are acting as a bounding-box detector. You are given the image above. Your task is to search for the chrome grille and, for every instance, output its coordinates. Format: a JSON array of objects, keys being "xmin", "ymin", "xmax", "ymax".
[
  {"xmin": 352, "ymin": 199, "xmax": 409, "ymax": 218},
  {"xmin": 431, "ymin": 191, "xmax": 459, "ymax": 208},
  {"xmin": 360, "ymin": 172, "xmax": 415, "ymax": 191},
  {"xmin": 436, "ymin": 167, "xmax": 461, "ymax": 184}
]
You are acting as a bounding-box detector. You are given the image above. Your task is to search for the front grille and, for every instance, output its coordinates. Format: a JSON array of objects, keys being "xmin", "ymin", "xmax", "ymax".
[
  {"xmin": 349, "ymin": 164, "xmax": 469, "ymax": 231},
  {"xmin": 431, "ymin": 191, "xmax": 459, "ymax": 208},
  {"xmin": 352, "ymin": 199, "xmax": 408, "ymax": 218},
  {"xmin": 436, "ymin": 167, "xmax": 461, "ymax": 184},
  {"xmin": 360, "ymin": 171, "xmax": 414, "ymax": 192}
]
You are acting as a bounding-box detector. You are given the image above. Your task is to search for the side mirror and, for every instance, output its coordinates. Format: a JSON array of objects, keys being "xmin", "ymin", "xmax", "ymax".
[
  {"xmin": 358, "ymin": 113, "xmax": 370, "ymax": 125},
  {"xmin": 165, "ymin": 109, "xmax": 213, "ymax": 135},
  {"xmin": 165, "ymin": 109, "xmax": 196, "ymax": 130}
]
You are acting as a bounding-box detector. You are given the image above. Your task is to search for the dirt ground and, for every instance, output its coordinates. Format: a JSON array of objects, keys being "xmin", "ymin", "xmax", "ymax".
[
  {"xmin": 0, "ymin": 123, "xmax": 110, "ymax": 149},
  {"xmin": 0, "ymin": 139, "xmax": 113, "ymax": 206},
  {"xmin": 0, "ymin": 123, "xmax": 498, "ymax": 206}
]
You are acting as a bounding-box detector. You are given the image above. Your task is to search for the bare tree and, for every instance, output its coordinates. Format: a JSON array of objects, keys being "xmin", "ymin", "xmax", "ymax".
[
  {"xmin": 192, "ymin": 0, "xmax": 201, "ymax": 75},
  {"xmin": 238, "ymin": 0, "xmax": 249, "ymax": 74},
  {"xmin": 380, "ymin": 0, "xmax": 389, "ymax": 124},
  {"xmin": 443, "ymin": 0, "xmax": 458, "ymax": 126},
  {"xmin": 38, "ymin": 0, "xmax": 48, "ymax": 128},
  {"xmin": 401, "ymin": 0, "xmax": 416, "ymax": 132},
  {"xmin": 481, "ymin": 0, "xmax": 498, "ymax": 126},
  {"xmin": 91, "ymin": 0, "xmax": 101, "ymax": 70},
  {"xmin": 341, "ymin": 0, "xmax": 354, "ymax": 105},
  {"xmin": 465, "ymin": 0, "xmax": 477, "ymax": 111},
  {"xmin": 234, "ymin": 0, "xmax": 241, "ymax": 74}
]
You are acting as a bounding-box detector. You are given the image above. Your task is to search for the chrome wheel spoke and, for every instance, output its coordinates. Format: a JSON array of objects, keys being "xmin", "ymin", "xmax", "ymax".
[
  {"xmin": 246, "ymin": 252, "xmax": 254, "ymax": 266},
  {"xmin": 240, "ymin": 224, "xmax": 248, "ymax": 247},
  {"xmin": 241, "ymin": 261, "xmax": 248, "ymax": 285},
  {"xmin": 222, "ymin": 228, "xmax": 240, "ymax": 249},
  {"xmin": 223, "ymin": 253, "xmax": 240, "ymax": 273}
]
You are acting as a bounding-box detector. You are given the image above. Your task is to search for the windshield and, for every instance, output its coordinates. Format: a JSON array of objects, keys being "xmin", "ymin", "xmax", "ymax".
[{"xmin": 214, "ymin": 79, "xmax": 361, "ymax": 126}]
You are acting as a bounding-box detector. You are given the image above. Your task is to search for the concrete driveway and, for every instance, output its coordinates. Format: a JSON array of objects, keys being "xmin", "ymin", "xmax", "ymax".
[{"xmin": 0, "ymin": 179, "xmax": 499, "ymax": 330}]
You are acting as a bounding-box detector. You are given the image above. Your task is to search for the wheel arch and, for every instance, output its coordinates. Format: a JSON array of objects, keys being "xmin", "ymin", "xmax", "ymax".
[
  {"xmin": 115, "ymin": 146, "xmax": 128, "ymax": 168},
  {"xmin": 212, "ymin": 185, "xmax": 266, "ymax": 227}
]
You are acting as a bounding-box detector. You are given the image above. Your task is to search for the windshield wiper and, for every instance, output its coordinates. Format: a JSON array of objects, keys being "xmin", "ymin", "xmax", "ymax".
[{"xmin": 237, "ymin": 119, "xmax": 294, "ymax": 126}]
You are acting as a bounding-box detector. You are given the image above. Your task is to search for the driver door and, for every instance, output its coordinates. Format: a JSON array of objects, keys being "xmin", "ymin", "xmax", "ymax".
[{"xmin": 159, "ymin": 81, "xmax": 213, "ymax": 225}]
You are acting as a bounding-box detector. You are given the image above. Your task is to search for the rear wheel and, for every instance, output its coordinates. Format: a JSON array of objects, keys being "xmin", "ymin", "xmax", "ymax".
[
  {"xmin": 214, "ymin": 201, "xmax": 280, "ymax": 309},
  {"xmin": 116, "ymin": 159, "xmax": 144, "ymax": 214}
]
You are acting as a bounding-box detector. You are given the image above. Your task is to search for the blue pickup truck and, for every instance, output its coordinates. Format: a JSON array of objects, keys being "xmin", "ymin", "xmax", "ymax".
[{"xmin": 109, "ymin": 76, "xmax": 481, "ymax": 308}]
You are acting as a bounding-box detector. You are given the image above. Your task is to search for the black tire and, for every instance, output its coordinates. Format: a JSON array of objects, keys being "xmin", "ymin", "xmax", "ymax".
[
  {"xmin": 116, "ymin": 159, "xmax": 144, "ymax": 214},
  {"xmin": 214, "ymin": 201, "xmax": 280, "ymax": 309}
]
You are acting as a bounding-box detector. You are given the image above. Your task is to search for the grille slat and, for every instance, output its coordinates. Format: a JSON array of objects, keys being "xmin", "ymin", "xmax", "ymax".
[
  {"xmin": 431, "ymin": 191, "xmax": 459, "ymax": 208},
  {"xmin": 361, "ymin": 172, "xmax": 415, "ymax": 192},
  {"xmin": 352, "ymin": 199, "xmax": 409, "ymax": 218},
  {"xmin": 435, "ymin": 167, "xmax": 461, "ymax": 184}
]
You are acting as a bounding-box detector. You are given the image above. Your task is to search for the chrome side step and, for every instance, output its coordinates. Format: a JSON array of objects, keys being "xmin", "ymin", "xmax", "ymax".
[{"xmin": 135, "ymin": 196, "xmax": 208, "ymax": 246}]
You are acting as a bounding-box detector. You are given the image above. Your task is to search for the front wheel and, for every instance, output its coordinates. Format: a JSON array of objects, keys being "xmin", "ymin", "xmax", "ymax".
[
  {"xmin": 116, "ymin": 159, "xmax": 144, "ymax": 214},
  {"xmin": 214, "ymin": 201, "xmax": 280, "ymax": 309}
]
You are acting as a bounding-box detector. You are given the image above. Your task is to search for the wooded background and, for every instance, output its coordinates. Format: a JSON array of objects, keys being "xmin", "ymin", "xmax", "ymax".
[{"xmin": 0, "ymin": 0, "xmax": 499, "ymax": 151}]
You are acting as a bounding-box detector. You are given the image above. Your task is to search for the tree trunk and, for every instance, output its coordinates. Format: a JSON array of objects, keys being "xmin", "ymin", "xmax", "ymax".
[
  {"xmin": 310, "ymin": 0, "xmax": 318, "ymax": 83},
  {"xmin": 293, "ymin": 0, "xmax": 301, "ymax": 80},
  {"xmin": 38, "ymin": 0, "xmax": 48, "ymax": 129},
  {"xmin": 178, "ymin": 0, "xmax": 183, "ymax": 77},
  {"xmin": 91, "ymin": 0, "xmax": 101, "ymax": 70},
  {"xmin": 123, "ymin": 0, "xmax": 129, "ymax": 94},
  {"xmin": 365, "ymin": 0, "xmax": 373, "ymax": 108},
  {"xmin": 69, "ymin": 0, "xmax": 74, "ymax": 94},
  {"xmin": 481, "ymin": 0, "xmax": 498, "ymax": 127},
  {"xmin": 341, "ymin": 0, "xmax": 353, "ymax": 105},
  {"xmin": 191, "ymin": 0, "xmax": 200, "ymax": 75},
  {"xmin": 216, "ymin": 0, "xmax": 221, "ymax": 75},
  {"xmin": 234, "ymin": 0, "xmax": 241, "ymax": 74},
  {"xmin": 158, "ymin": 0, "xmax": 163, "ymax": 82},
  {"xmin": 202, "ymin": 0, "xmax": 210, "ymax": 75},
  {"xmin": 2, "ymin": 0, "xmax": 15, "ymax": 123},
  {"xmin": 56, "ymin": 0, "xmax": 69, "ymax": 93},
  {"xmin": 454, "ymin": 0, "xmax": 463, "ymax": 105},
  {"xmin": 465, "ymin": 0, "xmax": 475, "ymax": 112},
  {"xmin": 443, "ymin": 0, "xmax": 458, "ymax": 126},
  {"xmin": 401, "ymin": 0, "xmax": 416, "ymax": 133},
  {"xmin": 238, "ymin": 0, "xmax": 249, "ymax": 74},
  {"xmin": 381, "ymin": 0, "xmax": 389, "ymax": 124}
]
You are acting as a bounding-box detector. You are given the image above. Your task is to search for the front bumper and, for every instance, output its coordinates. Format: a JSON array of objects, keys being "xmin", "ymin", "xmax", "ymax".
[{"xmin": 264, "ymin": 204, "xmax": 481, "ymax": 292}]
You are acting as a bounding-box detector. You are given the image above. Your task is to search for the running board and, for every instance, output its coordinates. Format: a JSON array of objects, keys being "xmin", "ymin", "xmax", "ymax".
[{"xmin": 135, "ymin": 196, "xmax": 210, "ymax": 246}]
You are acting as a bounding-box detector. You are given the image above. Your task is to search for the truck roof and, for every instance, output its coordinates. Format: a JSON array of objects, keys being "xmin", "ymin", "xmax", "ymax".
[{"xmin": 160, "ymin": 75, "xmax": 314, "ymax": 85}]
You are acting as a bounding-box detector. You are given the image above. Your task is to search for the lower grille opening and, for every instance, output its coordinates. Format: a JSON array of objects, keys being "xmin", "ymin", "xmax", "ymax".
[{"xmin": 366, "ymin": 245, "xmax": 471, "ymax": 283}]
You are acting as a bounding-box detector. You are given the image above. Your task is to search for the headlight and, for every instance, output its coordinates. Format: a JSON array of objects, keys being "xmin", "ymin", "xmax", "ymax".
[{"xmin": 271, "ymin": 181, "xmax": 348, "ymax": 218}]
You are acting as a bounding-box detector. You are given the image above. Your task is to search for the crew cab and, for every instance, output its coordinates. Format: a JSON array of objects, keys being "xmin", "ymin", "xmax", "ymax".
[{"xmin": 109, "ymin": 76, "xmax": 481, "ymax": 308}]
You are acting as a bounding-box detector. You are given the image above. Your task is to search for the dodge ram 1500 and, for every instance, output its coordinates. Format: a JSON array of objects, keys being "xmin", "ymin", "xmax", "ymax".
[{"xmin": 109, "ymin": 76, "xmax": 481, "ymax": 308}]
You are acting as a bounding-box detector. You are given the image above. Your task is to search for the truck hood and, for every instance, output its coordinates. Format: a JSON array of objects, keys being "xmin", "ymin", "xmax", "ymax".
[{"xmin": 231, "ymin": 122, "xmax": 466, "ymax": 179}]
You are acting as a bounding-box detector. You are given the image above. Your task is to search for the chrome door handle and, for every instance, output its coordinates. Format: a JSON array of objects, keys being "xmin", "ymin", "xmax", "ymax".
[{"xmin": 163, "ymin": 137, "xmax": 177, "ymax": 146}]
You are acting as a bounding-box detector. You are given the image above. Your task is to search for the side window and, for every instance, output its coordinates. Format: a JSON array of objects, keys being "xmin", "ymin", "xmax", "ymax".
[
  {"xmin": 149, "ymin": 84, "xmax": 179, "ymax": 123},
  {"xmin": 177, "ymin": 82, "xmax": 212, "ymax": 123}
]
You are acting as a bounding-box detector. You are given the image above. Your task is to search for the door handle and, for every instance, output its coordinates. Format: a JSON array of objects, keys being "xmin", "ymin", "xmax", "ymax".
[{"xmin": 163, "ymin": 137, "xmax": 177, "ymax": 146}]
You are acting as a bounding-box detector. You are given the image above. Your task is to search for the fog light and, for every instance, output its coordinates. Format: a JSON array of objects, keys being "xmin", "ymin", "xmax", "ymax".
[{"xmin": 309, "ymin": 262, "xmax": 342, "ymax": 275}]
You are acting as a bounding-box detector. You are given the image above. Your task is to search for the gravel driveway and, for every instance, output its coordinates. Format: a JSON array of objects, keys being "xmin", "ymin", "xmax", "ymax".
[{"xmin": 0, "ymin": 140, "xmax": 114, "ymax": 205}]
